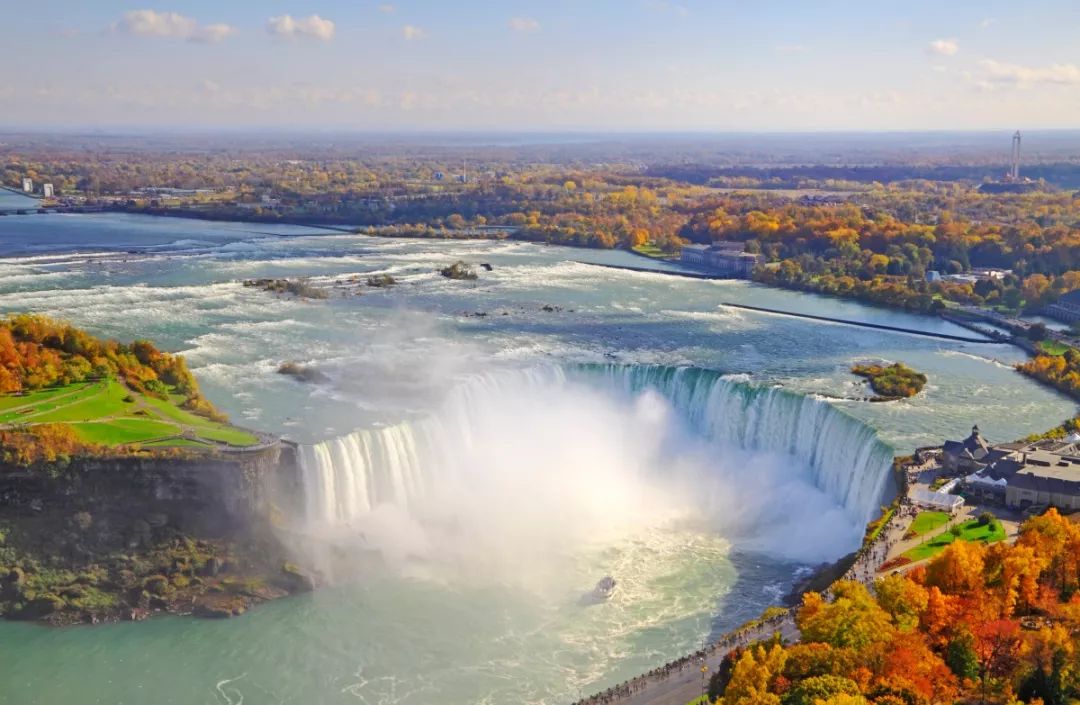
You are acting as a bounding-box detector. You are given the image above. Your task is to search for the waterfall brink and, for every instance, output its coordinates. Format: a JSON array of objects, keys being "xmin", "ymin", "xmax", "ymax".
[
  {"xmin": 298, "ymin": 365, "xmax": 894, "ymax": 530},
  {"xmin": 581, "ymin": 365, "xmax": 895, "ymax": 526}
]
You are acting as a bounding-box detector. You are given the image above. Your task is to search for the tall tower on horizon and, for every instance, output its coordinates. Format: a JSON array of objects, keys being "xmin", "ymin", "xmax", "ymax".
[{"xmin": 1010, "ymin": 130, "xmax": 1022, "ymax": 181}]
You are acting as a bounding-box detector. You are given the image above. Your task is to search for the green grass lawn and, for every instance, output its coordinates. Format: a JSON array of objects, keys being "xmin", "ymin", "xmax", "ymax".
[
  {"xmin": 1037, "ymin": 340, "xmax": 1072, "ymax": 356},
  {"xmin": 0, "ymin": 378, "xmax": 260, "ymax": 449},
  {"xmin": 70, "ymin": 418, "xmax": 179, "ymax": 446},
  {"xmin": 903, "ymin": 518, "xmax": 1007, "ymax": 562},
  {"xmin": 909, "ymin": 510, "xmax": 951, "ymax": 537},
  {"xmin": 0, "ymin": 382, "xmax": 100, "ymax": 422},
  {"xmin": 632, "ymin": 243, "xmax": 678, "ymax": 259},
  {"xmin": 0, "ymin": 384, "xmax": 84, "ymax": 414}
]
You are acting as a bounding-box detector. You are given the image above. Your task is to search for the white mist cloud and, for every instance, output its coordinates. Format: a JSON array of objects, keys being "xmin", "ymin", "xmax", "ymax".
[
  {"xmin": 113, "ymin": 9, "xmax": 236, "ymax": 43},
  {"xmin": 378, "ymin": 4, "xmax": 396, "ymax": 13},
  {"xmin": 978, "ymin": 58, "xmax": 1080, "ymax": 86},
  {"xmin": 401, "ymin": 24, "xmax": 427, "ymax": 40},
  {"xmin": 927, "ymin": 38, "xmax": 959, "ymax": 56},
  {"xmin": 266, "ymin": 14, "xmax": 336, "ymax": 41},
  {"xmin": 508, "ymin": 16, "xmax": 540, "ymax": 32}
]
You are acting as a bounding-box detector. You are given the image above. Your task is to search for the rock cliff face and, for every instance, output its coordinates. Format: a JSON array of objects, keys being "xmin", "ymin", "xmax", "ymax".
[
  {"xmin": 0, "ymin": 442, "xmax": 302, "ymax": 529},
  {"xmin": 0, "ymin": 442, "xmax": 314, "ymax": 624}
]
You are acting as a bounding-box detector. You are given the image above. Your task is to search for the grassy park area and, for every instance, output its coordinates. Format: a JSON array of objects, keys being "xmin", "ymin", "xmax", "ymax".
[
  {"xmin": 907, "ymin": 510, "xmax": 951, "ymax": 537},
  {"xmin": 0, "ymin": 378, "xmax": 259, "ymax": 449},
  {"xmin": 1037, "ymin": 339, "xmax": 1071, "ymax": 356},
  {"xmin": 631, "ymin": 243, "xmax": 678, "ymax": 260},
  {"xmin": 902, "ymin": 517, "xmax": 1007, "ymax": 562}
]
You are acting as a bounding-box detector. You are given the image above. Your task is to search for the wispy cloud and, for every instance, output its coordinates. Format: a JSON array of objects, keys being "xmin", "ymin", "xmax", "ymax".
[
  {"xmin": 927, "ymin": 38, "xmax": 959, "ymax": 56},
  {"xmin": 266, "ymin": 14, "xmax": 336, "ymax": 41},
  {"xmin": 508, "ymin": 17, "xmax": 541, "ymax": 33},
  {"xmin": 979, "ymin": 17, "xmax": 996, "ymax": 29},
  {"xmin": 402, "ymin": 25, "xmax": 427, "ymax": 40},
  {"xmin": 977, "ymin": 59, "xmax": 1080, "ymax": 86},
  {"xmin": 195, "ymin": 24, "xmax": 237, "ymax": 43},
  {"xmin": 378, "ymin": 4, "xmax": 396, "ymax": 13},
  {"xmin": 112, "ymin": 10, "xmax": 236, "ymax": 43}
]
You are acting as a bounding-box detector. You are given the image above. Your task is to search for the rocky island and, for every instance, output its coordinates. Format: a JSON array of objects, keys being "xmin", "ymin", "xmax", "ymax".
[
  {"xmin": 0, "ymin": 315, "xmax": 311, "ymax": 625},
  {"xmin": 851, "ymin": 362, "xmax": 928, "ymax": 401}
]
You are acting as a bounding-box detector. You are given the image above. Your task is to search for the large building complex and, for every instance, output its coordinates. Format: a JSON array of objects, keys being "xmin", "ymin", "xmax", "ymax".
[
  {"xmin": 1045, "ymin": 290, "xmax": 1080, "ymax": 324},
  {"xmin": 680, "ymin": 241, "xmax": 763, "ymax": 278},
  {"xmin": 946, "ymin": 425, "xmax": 1080, "ymax": 510}
]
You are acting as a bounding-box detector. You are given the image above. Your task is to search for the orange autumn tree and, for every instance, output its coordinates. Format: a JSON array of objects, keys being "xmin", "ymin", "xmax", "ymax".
[{"xmin": 709, "ymin": 510, "xmax": 1080, "ymax": 704}]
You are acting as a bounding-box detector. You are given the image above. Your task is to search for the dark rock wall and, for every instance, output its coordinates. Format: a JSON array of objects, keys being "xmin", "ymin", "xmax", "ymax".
[{"xmin": 0, "ymin": 442, "xmax": 303, "ymax": 530}]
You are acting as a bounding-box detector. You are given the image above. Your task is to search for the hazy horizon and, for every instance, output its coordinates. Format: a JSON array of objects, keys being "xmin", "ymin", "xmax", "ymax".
[{"xmin": 4, "ymin": 0, "xmax": 1080, "ymax": 131}]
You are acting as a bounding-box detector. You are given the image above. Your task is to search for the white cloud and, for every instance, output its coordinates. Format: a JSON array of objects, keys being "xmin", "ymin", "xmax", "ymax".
[
  {"xmin": 402, "ymin": 25, "xmax": 427, "ymax": 40},
  {"xmin": 266, "ymin": 14, "xmax": 336, "ymax": 41},
  {"xmin": 979, "ymin": 17, "xmax": 996, "ymax": 29},
  {"xmin": 508, "ymin": 17, "xmax": 540, "ymax": 32},
  {"xmin": 192, "ymin": 23, "xmax": 236, "ymax": 43},
  {"xmin": 927, "ymin": 38, "xmax": 959, "ymax": 56},
  {"xmin": 978, "ymin": 59, "xmax": 1080, "ymax": 86},
  {"xmin": 113, "ymin": 10, "xmax": 235, "ymax": 43},
  {"xmin": 379, "ymin": 4, "xmax": 396, "ymax": 13}
]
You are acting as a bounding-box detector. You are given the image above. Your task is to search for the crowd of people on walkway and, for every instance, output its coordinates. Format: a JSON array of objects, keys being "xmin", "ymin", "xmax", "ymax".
[{"xmin": 569, "ymin": 611, "xmax": 793, "ymax": 705}]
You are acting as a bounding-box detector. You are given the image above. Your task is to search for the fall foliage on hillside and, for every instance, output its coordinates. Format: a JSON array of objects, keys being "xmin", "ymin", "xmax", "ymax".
[
  {"xmin": 0, "ymin": 314, "xmax": 221, "ymax": 419},
  {"xmin": 0, "ymin": 315, "xmax": 226, "ymax": 466},
  {"xmin": 712, "ymin": 509, "xmax": 1080, "ymax": 705}
]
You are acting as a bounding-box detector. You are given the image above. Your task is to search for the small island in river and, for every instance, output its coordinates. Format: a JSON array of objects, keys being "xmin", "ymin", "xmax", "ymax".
[{"xmin": 851, "ymin": 362, "xmax": 928, "ymax": 401}]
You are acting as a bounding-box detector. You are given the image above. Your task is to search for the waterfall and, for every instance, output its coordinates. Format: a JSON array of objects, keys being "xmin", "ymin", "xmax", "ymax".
[{"xmin": 298, "ymin": 365, "xmax": 895, "ymax": 529}]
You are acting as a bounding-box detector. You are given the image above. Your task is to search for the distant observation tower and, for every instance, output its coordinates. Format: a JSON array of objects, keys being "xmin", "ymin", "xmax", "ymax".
[
  {"xmin": 1009, "ymin": 130, "xmax": 1022, "ymax": 181},
  {"xmin": 979, "ymin": 130, "xmax": 1036, "ymax": 193}
]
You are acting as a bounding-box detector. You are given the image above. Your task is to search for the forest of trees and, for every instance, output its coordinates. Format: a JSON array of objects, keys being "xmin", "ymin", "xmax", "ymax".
[
  {"xmin": 713, "ymin": 509, "xmax": 1080, "ymax": 705},
  {"xmin": 8, "ymin": 144, "xmax": 1080, "ymax": 314},
  {"xmin": 0, "ymin": 314, "xmax": 211, "ymax": 409}
]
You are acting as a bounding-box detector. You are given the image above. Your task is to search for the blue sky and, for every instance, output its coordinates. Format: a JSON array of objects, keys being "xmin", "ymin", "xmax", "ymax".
[{"xmin": 3, "ymin": 0, "xmax": 1079, "ymax": 130}]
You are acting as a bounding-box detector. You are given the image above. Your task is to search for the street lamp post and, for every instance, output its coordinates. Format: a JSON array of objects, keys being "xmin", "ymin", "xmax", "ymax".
[{"xmin": 700, "ymin": 658, "xmax": 709, "ymax": 704}]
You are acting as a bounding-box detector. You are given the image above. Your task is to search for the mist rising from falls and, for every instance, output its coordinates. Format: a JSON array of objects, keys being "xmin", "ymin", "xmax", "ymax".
[{"xmin": 297, "ymin": 365, "xmax": 894, "ymax": 569}]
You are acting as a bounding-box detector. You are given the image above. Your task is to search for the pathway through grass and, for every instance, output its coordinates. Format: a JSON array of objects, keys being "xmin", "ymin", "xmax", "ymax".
[
  {"xmin": 903, "ymin": 518, "xmax": 1007, "ymax": 562},
  {"xmin": 0, "ymin": 378, "xmax": 259, "ymax": 449}
]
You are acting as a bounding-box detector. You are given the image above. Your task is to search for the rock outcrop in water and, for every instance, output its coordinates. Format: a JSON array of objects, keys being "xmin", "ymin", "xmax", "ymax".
[
  {"xmin": 439, "ymin": 261, "xmax": 478, "ymax": 280},
  {"xmin": 277, "ymin": 361, "xmax": 329, "ymax": 384},
  {"xmin": 0, "ymin": 443, "xmax": 313, "ymax": 624},
  {"xmin": 243, "ymin": 278, "xmax": 329, "ymax": 299}
]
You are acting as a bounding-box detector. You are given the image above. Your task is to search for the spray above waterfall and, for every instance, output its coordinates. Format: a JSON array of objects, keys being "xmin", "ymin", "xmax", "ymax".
[{"xmin": 297, "ymin": 365, "xmax": 894, "ymax": 572}]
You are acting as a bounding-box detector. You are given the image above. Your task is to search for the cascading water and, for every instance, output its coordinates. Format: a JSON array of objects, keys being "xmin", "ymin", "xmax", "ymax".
[
  {"xmin": 582, "ymin": 365, "xmax": 895, "ymax": 526},
  {"xmin": 297, "ymin": 365, "xmax": 895, "ymax": 555}
]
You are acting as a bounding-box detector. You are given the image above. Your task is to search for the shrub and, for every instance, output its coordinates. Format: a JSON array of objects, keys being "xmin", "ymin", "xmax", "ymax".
[
  {"xmin": 439, "ymin": 261, "xmax": 478, "ymax": 280},
  {"xmin": 143, "ymin": 575, "xmax": 170, "ymax": 596}
]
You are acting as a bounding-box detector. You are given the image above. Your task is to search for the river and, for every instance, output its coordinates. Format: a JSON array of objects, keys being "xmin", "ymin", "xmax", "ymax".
[{"xmin": 0, "ymin": 212, "xmax": 1072, "ymax": 705}]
